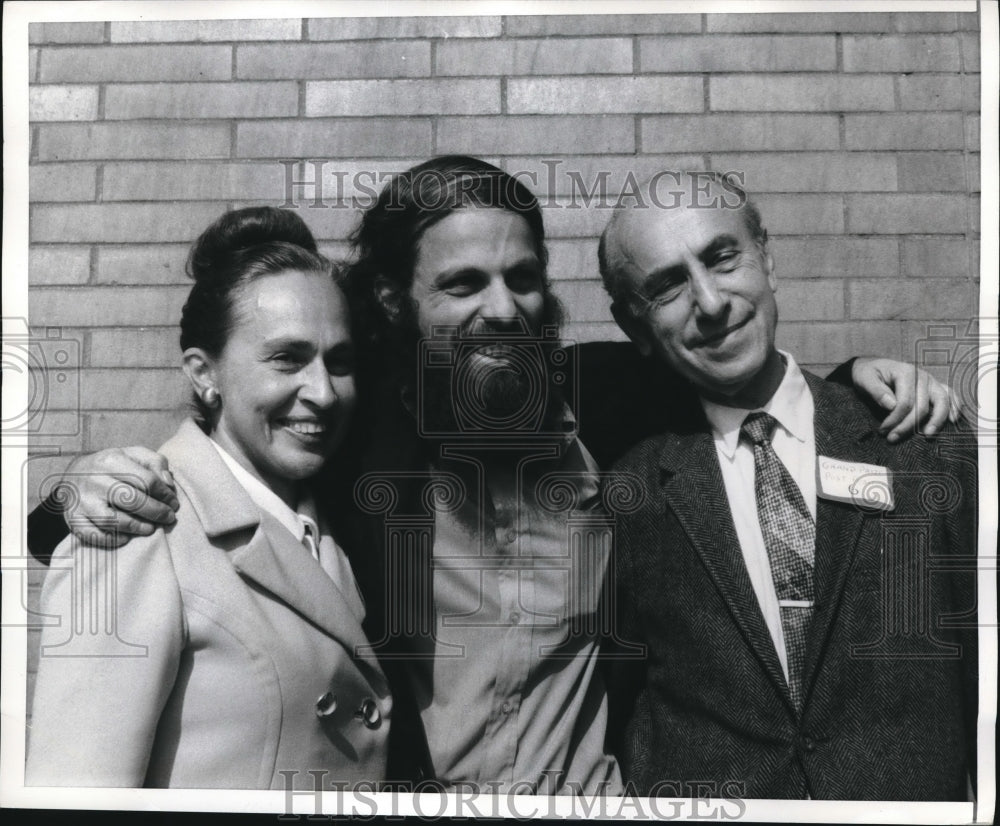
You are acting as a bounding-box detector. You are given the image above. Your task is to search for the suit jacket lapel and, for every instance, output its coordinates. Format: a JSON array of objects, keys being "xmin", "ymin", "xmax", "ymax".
[
  {"xmin": 657, "ymin": 426, "xmax": 790, "ymax": 701},
  {"xmin": 801, "ymin": 374, "xmax": 886, "ymax": 700}
]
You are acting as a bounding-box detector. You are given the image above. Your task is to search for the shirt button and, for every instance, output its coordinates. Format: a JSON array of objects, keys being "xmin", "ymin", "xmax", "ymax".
[
  {"xmin": 355, "ymin": 698, "xmax": 381, "ymax": 729},
  {"xmin": 509, "ymin": 611, "xmax": 520, "ymax": 625},
  {"xmin": 501, "ymin": 701, "xmax": 514, "ymax": 714}
]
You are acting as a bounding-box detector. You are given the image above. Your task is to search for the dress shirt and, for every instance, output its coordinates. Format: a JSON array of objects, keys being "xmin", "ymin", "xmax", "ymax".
[
  {"xmin": 406, "ymin": 412, "xmax": 622, "ymax": 795},
  {"xmin": 209, "ymin": 438, "xmax": 363, "ymax": 618},
  {"xmin": 700, "ymin": 353, "xmax": 816, "ymax": 680}
]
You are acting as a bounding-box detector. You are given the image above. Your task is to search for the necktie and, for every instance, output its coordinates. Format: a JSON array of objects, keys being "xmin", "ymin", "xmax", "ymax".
[{"xmin": 741, "ymin": 411, "xmax": 816, "ymax": 712}]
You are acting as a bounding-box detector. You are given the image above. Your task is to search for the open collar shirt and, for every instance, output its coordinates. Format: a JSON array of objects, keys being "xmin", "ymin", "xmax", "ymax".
[{"xmin": 406, "ymin": 409, "xmax": 622, "ymax": 795}]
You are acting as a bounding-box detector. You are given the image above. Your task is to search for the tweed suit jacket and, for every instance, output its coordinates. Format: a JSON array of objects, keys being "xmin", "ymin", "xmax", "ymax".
[
  {"xmin": 27, "ymin": 419, "xmax": 392, "ymax": 788},
  {"xmin": 606, "ymin": 372, "xmax": 978, "ymax": 800}
]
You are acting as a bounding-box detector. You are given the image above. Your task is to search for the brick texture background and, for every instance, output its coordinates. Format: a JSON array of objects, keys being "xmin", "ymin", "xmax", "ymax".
[{"xmin": 25, "ymin": 10, "xmax": 982, "ymax": 516}]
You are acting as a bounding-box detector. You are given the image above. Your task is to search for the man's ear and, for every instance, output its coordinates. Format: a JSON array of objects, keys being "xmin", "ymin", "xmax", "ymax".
[
  {"xmin": 611, "ymin": 302, "xmax": 653, "ymax": 358},
  {"xmin": 182, "ymin": 348, "xmax": 217, "ymax": 398},
  {"xmin": 759, "ymin": 234, "xmax": 777, "ymax": 293},
  {"xmin": 375, "ymin": 276, "xmax": 405, "ymax": 323}
]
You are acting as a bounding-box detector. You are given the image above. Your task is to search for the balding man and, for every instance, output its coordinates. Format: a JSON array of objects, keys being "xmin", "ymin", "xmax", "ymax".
[{"xmin": 599, "ymin": 173, "xmax": 977, "ymax": 800}]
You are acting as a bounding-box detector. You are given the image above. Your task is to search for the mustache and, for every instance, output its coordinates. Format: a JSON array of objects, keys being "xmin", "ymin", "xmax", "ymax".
[{"xmin": 452, "ymin": 316, "xmax": 548, "ymax": 342}]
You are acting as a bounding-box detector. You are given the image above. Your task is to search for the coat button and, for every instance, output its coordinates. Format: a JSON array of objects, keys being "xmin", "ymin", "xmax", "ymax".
[
  {"xmin": 802, "ymin": 736, "xmax": 817, "ymax": 753},
  {"xmin": 315, "ymin": 692, "xmax": 338, "ymax": 718},
  {"xmin": 356, "ymin": 698, "xmax": 381, "ymax": 729}
]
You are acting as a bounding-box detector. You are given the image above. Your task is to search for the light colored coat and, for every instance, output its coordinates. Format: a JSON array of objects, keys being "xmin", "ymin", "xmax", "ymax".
[{"xmin": 27, "ymin": 419, "xmax": 391, "ymax": 788}]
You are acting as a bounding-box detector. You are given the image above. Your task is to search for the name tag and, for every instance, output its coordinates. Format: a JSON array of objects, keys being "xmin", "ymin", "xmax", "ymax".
[{"xmin": 816, "ymin": 456, "xmax": 894, "ymax": 511}]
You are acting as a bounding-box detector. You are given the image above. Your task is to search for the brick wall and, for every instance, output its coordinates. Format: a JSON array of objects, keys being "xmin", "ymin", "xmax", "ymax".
[{"xmin": 26, "ymin": 10, "xmax": 982, "ymax": 510}]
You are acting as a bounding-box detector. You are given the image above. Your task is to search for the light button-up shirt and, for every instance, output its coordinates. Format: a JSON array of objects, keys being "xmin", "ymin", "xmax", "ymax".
[
  {"xmin": 411, "ymin": 432, "xmax": 622, "ymax": 795},
  {"xmin": 700, "ymin": 353, "xmax": 817, "ymax": 680}
]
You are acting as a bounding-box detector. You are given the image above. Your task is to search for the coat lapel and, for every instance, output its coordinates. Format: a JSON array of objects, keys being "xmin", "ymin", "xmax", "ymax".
[
  {"xmin": 800, "ymin": 374, "xmax": 886, "ymax": 701},
  {"xmin": 229, "ymin": 518, "xmax": 377, "ymax": 668},
  {"xmin": 161, "ymin": 420, "xmax": 383, "ymax": 674},
  {"xmin": 654, "ymin": 374, "xmax": 888, "ymax": 712},
  {"xmin": 656, "ymin": 426, "xmax": 790, "ymax": 701}
]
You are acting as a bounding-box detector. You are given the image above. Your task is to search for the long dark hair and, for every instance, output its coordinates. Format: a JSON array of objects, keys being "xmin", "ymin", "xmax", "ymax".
[{"xmin": 342, "ymin": 156, "xmax": 562, "ymax": 396}]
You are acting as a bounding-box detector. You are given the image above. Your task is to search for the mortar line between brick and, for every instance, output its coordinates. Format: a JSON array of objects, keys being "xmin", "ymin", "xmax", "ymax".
[
  {"xmin": 88, "ymin": 246, "xmax": 98, "ymax": 286},
  {"xmin": 955, "ymin": 27, "xmax": 976, "ymax": 286},
  {"xmin": 83, "ymin": 409, "xmax": 93, "ymax": 453}
]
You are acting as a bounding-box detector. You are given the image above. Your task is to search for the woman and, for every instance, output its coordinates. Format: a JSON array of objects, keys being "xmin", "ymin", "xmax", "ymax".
[{"xmin": 26, "ymin": 207, "xmax": 391, "ymax": 788}]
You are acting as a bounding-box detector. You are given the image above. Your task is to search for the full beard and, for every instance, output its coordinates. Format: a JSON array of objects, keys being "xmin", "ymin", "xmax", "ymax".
[{"xmin": 417, "ymin": 342, "xmax": 568, "ymax": 451}]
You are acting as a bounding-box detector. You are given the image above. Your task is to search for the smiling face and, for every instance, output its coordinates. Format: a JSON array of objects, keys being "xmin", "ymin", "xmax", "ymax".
[
  {"xmin": 607, "ymin": 187, "xmax": 783, "ymax": 409},
  {"xmin": 406, "ymin": 207, "xmax": 560, "ymax": 435},
  {"xmin": 205, "ymin": 270, "xmax": 356, "ymax": 500},
  {"xmin": 409, "ymin": 207, "xmax": 547, "ymax": 340}
]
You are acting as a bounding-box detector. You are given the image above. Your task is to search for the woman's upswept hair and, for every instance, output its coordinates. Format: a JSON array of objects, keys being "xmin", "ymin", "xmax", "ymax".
[{"xmin": 180, "ymin": 206, "xmax": 331, "ymax": 424}]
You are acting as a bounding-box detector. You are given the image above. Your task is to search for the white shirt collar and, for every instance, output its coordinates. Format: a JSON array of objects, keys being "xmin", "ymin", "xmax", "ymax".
[
  {"xmin": 700, "ymin": 351, "xmax": 812, "ymax": 460},
  {"xmin": 209, "ymin": 438, "xmax": 317, "ymax": 543}
]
